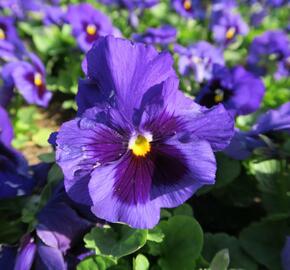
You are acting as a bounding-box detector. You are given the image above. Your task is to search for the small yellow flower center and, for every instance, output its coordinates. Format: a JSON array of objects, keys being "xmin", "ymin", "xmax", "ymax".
[
  {"xmin": 34, "ymin": 72, "xmax": 43, "ymax": 87},
  {"xmin": 183, "ymin": 0, "xmax": 192, "ymax": 11},
  {"xmin": 214, "ymin": 89, "xmax": 224, "ymax": 103},
  {"xmin": 226, "ymin": 27, "xmax": 236, "ymax": 40},
  {"xmin": 86, "ymin": 24, "xmax": 97, "ymax": 36},
  {"xmin": 0, "ymin": 28, "xmax": 6, "ymax": 40},
  {"xmin": 192, "ymin": 56, "xmax": 202, "ymax": 64},
  {"xmin": 129, "ymin": 135, "xmax": 151, "ymax": 157}
]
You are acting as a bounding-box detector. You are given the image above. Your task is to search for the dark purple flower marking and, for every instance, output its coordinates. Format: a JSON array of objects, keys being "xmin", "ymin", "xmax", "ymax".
[
  {"xmin": 196, "ymin": 65, "xmax": 265, "ymax": 116},
  {"xmin": 56, "ymin": 36, "xmax": 234, "ymax": 228}
]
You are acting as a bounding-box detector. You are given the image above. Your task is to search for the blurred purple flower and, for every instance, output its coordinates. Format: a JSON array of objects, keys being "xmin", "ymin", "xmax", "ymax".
[
  {"xmin": 171, "ymin": 0, "xmax": 206, "ymax": 19},
  {"xmin": 1, "ymin": 53, "xmax": 52, "ymax": 107},
  {"xmin": 56, "ymin": 36, "xmax": 234, "ymax": 229},
  {"xmin": 66, "ymin": 3, "xmax": 120, "ymax": 52},
  {"xmin": 225, "ymin": 102, "xmax": 290, "ymax": 160},
  {"xmin": 211, "ymin": 9, "xmax": 248, "ymax": 46},
  {"xmin": 98, "ymin": 0, "xmax": 159, "ymax": 9},
  {"xmin": 36, "ymin": 185, "xmax": 92, "ymax": 254},
  {"xmin": 196, "ymin": 65, "xmax": 265, "ymax": 116},
  {"xmin": 0, "ymin": 107, "xmax": 35, "ymax": 199},
  {"xmin": 247, "ymin": 30, "xmax": 290, "ymax": 78},
  {"xmin": 132, "ymin": 25, "xmax": 177, "ymax": 46},
  {"xmin": 282, "ymin": 236, "xmax": 290, "ymax": 270},
  {"xmin": 0, "ymin": 16, "xmax": 24, "ymax": 61},
  {"xmin": 174, "ymin": 41, "xmax": 224, "ymax": 83}
]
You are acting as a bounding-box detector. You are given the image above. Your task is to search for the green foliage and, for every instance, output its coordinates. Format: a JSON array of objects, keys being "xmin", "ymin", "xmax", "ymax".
[
  {"xmin": 84, "ymin": 225, "xmax": 148, "ymax": 259},
  {"xmin": 209, "ymin": 249, "xmax": 230, "ymax": 270},
  {"xmin": 157, "ymin": 216, "xmax": 203, "ymax": 270},
  {"xmin": 203, "ymin": 233, "xmax": 258, "ymax": 270},
  {"xmin": 133, "ymin": 254, "xmax": 150, "ymax": 270},
  {"xmin": 240, "ymin": 216, "xmax": 290, "ymax": 270}
]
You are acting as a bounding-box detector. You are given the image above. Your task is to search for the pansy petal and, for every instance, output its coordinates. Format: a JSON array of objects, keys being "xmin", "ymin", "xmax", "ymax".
[
  {"xmin": 188, "ymin": 104, "xmax": 234, "ymax": 151},
  {"xmin": 84, "ymin": 36, "xmax": 175, "ymax": 117},
  {"xmin": 35, "ymin": 244, "xmax": 65, "ymax": 270}
]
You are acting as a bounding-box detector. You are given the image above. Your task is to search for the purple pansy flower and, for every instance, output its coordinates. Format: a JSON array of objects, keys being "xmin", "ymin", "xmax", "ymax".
[
  {"xmin": 196, "ymin": 65, "xmax": 265, "ymax": 116},
  {"xmin": 0, "ymin": 106, "xmax": 35, "ymax": 199},
  {"xmin": 13, "ymin": 185, "xmax": 93, "ymax": 270},
  {"xmin": 225, "ymin": 102, "xmax": 290, "ymax": 160},
  {"xmin": 0, "ymin": 106, "xmax": 13, "ymax": 147},
  {"xmin": 0, "ymin": 16, "xmax": 24, "ymax": 61},
  {"xmin": 247, "ymin": 30, "xmax": 290, "ymax": 78},
  {"xmin": 174, "ymin": 41, "xmax": 224, "ymax": 83},
  {"xmin": 211, "ymin": 9, "xmax": 249, "ymax": 46},
  {"xmin": 66, "ymin": 3, "xmax": 119, "ymax": 52},
  {"xmin": 0, "ymin": 246, "xmax": 17, "ymax": 269},
  {"xmin": 56, "ymin": 36, "xmax": 234, "ymax": 229},
  {"xmin": 132, "ymin": 25, "xmax": 177, "ymax": 46},
  {"xmin": 98, "ymin": 0, "xmax": 159, "ymax": 9},
  {"xmin": 282, "ymin": 236, "xmax": 290, "ymax": 270},
  {"xmin": 14, "ymin": 236, "xmax": 66, "ymax": 270},
  {"xmin": 1, "ymin": 53, "xmax": 52, "ymax": 107},
  {"xmin": 171, "ymin": 0, "xmax": 206, "ymax": 19},
  {"xmin": 36, "ymin": 185, "xmax": 92, "ymax": 254}
]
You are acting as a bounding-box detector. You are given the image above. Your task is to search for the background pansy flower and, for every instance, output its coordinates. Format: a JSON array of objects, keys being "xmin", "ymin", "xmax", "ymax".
[
  {"xmin": 211, "ymin": 9, "xmax": 249, "ymax": 46},
  {"xmin": 0, "ymin": 106, "xmax": 35, "ymax": 199},
  {"xmin": 196, "ymin": 64, "xmax": 265, "ymax": 116},
  {"xmin": 1, "ymin": 53, "xmax": 52, "ymax": 107},
  {"xmin": 56, "ymin": 36, "xmax": 234, "ymax": 229},
  {"xmin": 174, "ymin": 41, "xmax": 224, "ymax": 83},
  {"xmin": 11, "ymin": 184, "xmax": 93, "ymax": 270},
  {"xmin": 171, "ymin": 0, "xmax": 206, "ymax": 19},
  {"xmin": 66, "ymin": 3, "xmax": 120, "ymax": 52},
  {"xmin": 0, "ymin": 16, "xmax": 24, "ymax": 61},
  {"xmin": 247, "ymin": 30, "xmax": 290, "ymax": 78},
  {"xmin": 132, "ymin": 25, "xmax": 177, "ymax": 46},
  {"xmin": 225, "ymin": 102, "xmax": 290, "ymax": 160}
]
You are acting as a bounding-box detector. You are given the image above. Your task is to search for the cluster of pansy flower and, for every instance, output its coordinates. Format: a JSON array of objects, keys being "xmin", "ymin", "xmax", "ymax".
[{"xmin": 0, "ymin": 0, "xmax": 290, "ymax": 269}]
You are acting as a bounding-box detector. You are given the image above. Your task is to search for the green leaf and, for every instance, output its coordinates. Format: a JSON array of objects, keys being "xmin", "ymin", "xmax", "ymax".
[
  {"xmin": 147, "ymin": 227, "xmax": 164, "ymax": 243},
  {"xmin": 77, "ymin": 255, "xmax": 116, "ymax": 270},
  {"xmin": 215, "ymin": 153, "xmax": 241, "ymax": 188},
  {"xmin": 158, "ymin": 216, "xmax": 203, "ymax": 270},
  {"xmin": 250, "ymin": 160, "xmax": 290, "ymax": 214},
  {"xmin": 239, "ymin": 216, "xmax": 290, "ymax": 270},
  {"xmin": 84, "ymin": 224, "xmax": 148, "ymax": 259},
  {"xmin": 172, "ymin": 203, "xmax": 193, "ymax": 217},
  {"xmin": 203, "ymin": 233, "xmax": 257, "ymax": 270},
  {"xmin": 38, "ymin": 152, "xmax": 55, "ymax": 163},
  {"xmin": 209, "ymin": 249, "xmax": 230, "ymax": 270},
  {"xmin": 133, "ymin": 254, "xmax": 149, "ymax": 270}
]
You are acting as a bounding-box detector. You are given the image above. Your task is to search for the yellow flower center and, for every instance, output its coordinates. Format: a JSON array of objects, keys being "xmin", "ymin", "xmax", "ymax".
[
  {"xmin": 214, "ymin": 89, "xmax": 224, "ymax": 103},
  {"xmin": 183, "ymin": 0, "xmax": 192, "ymax": 11},
  {"xmin": 129, "ymin": 134, "xmax": 151, "ymax": 157},
  {"xmin": 0, "ymin": 28, "xmax": 6, "ymax": 40},
  {"xmin": 192, "ymin": 56, "xmax": 202, "ymax": 64},
  {"xmin": 34, "ymin": 72, "xmax": 43, "ymax": 87},
  {"xmin": 86, "ymin": 24, "xmax": 97, "ymax": 36},
  {"xmin": 226, "ymin": 27, "xmax": 236, "ymax": 40}
]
